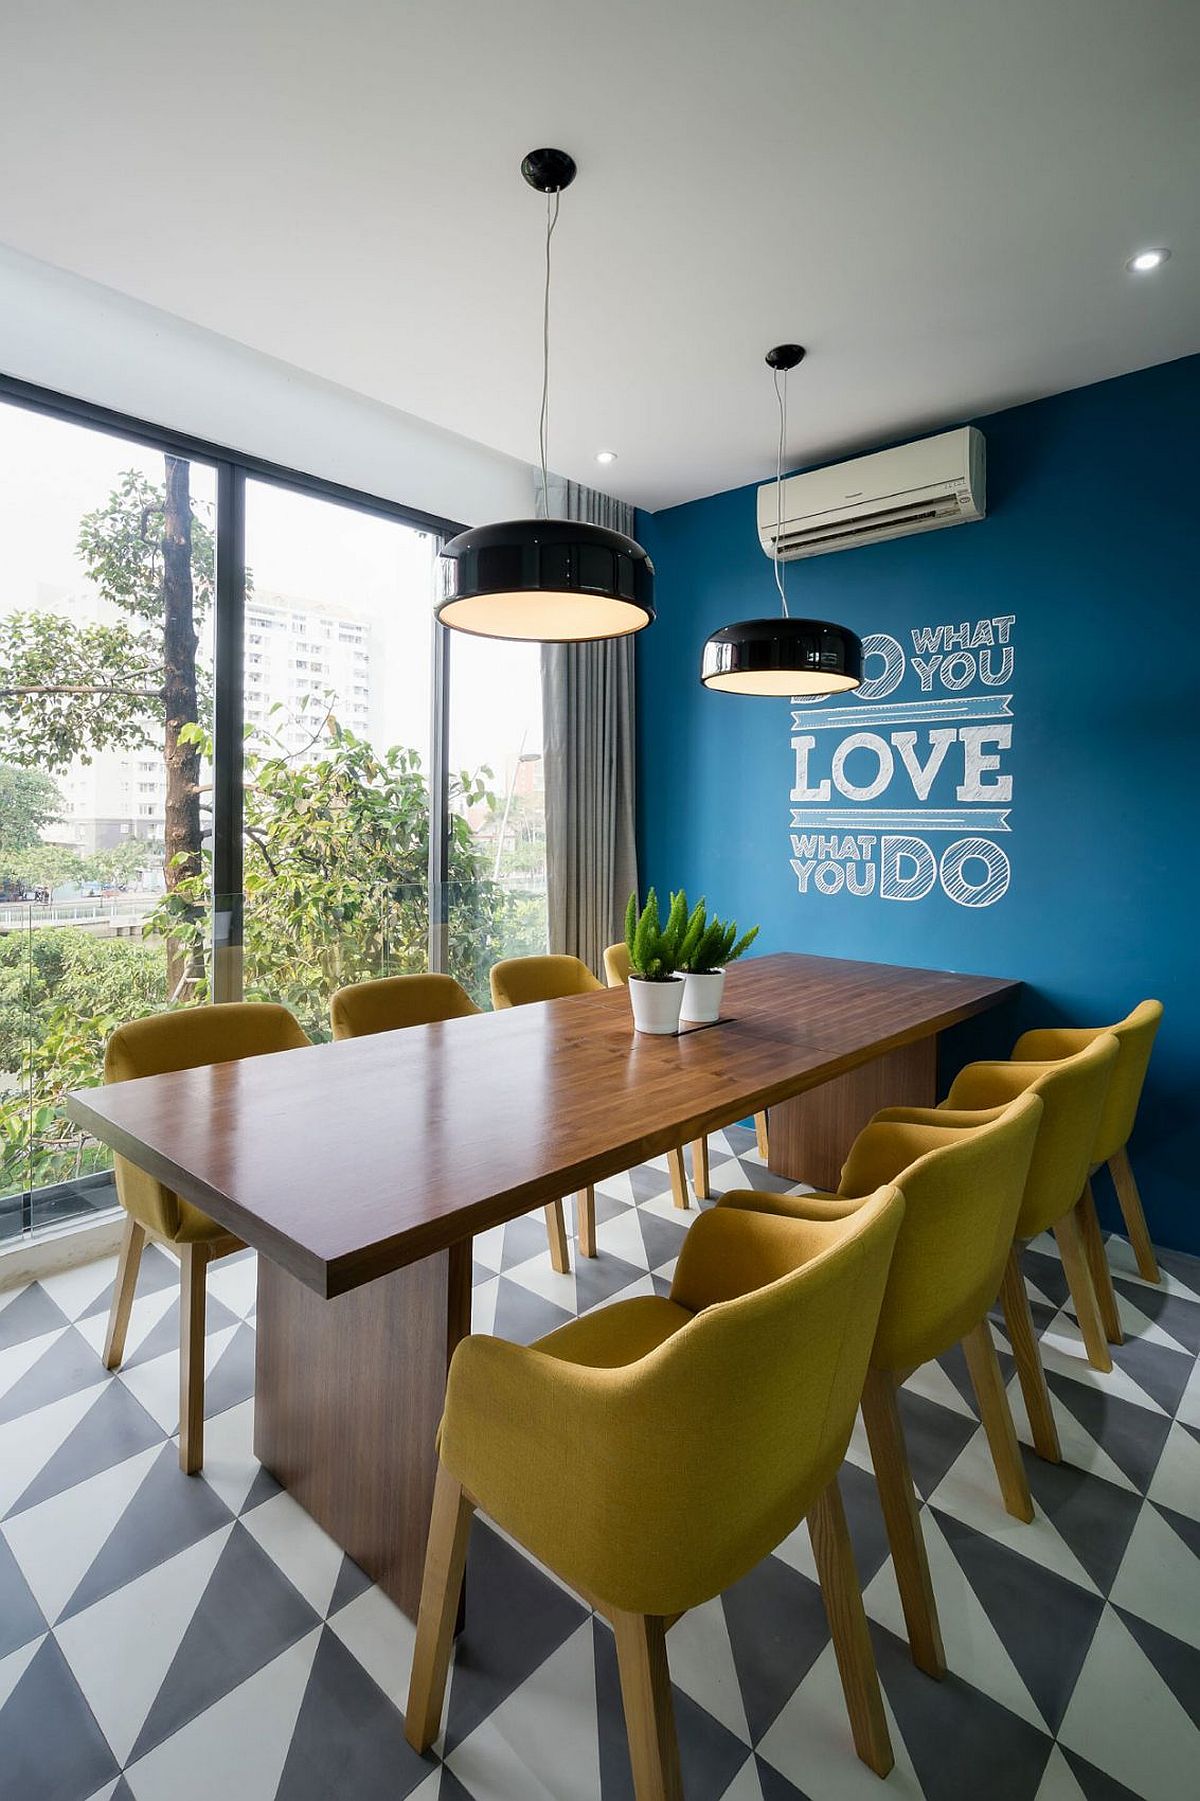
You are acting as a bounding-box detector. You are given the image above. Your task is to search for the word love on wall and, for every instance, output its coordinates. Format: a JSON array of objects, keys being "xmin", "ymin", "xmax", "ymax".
[{"xmin": 789, "ymin": 615, "xmax": 1016, "ymax": 909}]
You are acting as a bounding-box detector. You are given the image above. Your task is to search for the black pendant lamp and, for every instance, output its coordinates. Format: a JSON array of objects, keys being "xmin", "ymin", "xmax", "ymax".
[
  {"xmin": 436, "ymin": 149, "xmax": 655, "ymax": 643},
  {"xmin": 700, "ymin": 346, "xmax": 862, "ymax": 695}
]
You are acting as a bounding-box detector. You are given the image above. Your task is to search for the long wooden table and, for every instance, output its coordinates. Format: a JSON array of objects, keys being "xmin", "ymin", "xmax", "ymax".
[{"xmin": 65, "ymin": 951, "xmax": 1017, "ymax": 1617}]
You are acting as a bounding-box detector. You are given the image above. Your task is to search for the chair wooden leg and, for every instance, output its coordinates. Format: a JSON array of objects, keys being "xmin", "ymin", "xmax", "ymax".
[
  {"xmin": 999, "ymin": 1245, "xmax": 1060, "ymax": 1463},
  {"xmin": 1053, "ymin": 1207, "xmax": 1113, "ymax": 1372},
  {"xmin": 1076, "ymin": 1184, "xmax": 1124, "ymax": 1344},
  {"xmin": 405, "ymin": 1465, "xmax": 475, "ymax": 1752},
  {"xmin": 860, "ymin": 1366, "xmax": 945, "ymax": 1679},
  {"xmin": 667, "ymin": 1149, "xmax": 691, "ymax": 1211},
  {"xmin": 754, "ymin": 1111, "xmax": 770, "ymax": 1164},
  {"xmin": 610, "ymin": 1609, "xmax": 683, "ymax": 1801},
  {"xmin": 961, "ymin": 1319, "xmax": 1034, "ymax": 1523},
  {"xmin": 103, "ymin": 1215, "xmax": 146, "ymax": 1371},
  {"xmin": 178, "ymin": 1243, "xmax": 209, "ymax": 1475},
  {"xmin": 1110, "ymin": 1148, "xmax": 1160, "ymax": 1283},
  {"xmin": 576, "ymin": 1187, "xmax": 597, "ymax": 1259},
  {"xmin": 808, "ymin": 1476, "xmax": 893, "ymax": 1776},
  {"xmin": 689, "ymin": 1137, "xmax": 710, "ymax": 1201},
  {"xmin": 543, "ymin": 1201, "xmax": 571, "ymax": 1274}
]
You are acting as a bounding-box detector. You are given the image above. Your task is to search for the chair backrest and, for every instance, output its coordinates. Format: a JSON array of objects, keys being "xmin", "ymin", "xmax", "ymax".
[
  {"xmin": 542, "ymin": 1186, "xmax": 903, "ymax": 1615},
  {"xmin": 330, "ymin": 973, "xmax": 479, "ymax": 1040},
  {"xmin": 489, "ymin": 953, "xmax": 603, "ymax": 1009},
  {"xmin": 1096, "ymin": 1001, "xmax": 1163, "ymax": 1162},
  {"xmin": 603, "ymin": 942, "xmax": 631, "ymax": 988},
  {"xmin": 105, "ymin": 1003, "xmax": 311, "ymax": 1242},
  {"xmin": 838, "ymin": 1091, "xmax": 1042, "ymax": 1372},
  {"xmin": 945, "ymin": 1035, "xmax": 1119, "ymax": 1240}
]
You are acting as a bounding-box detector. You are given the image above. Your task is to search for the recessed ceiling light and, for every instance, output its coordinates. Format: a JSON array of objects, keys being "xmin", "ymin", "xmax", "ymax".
[
  {"xmin": 1126, "ymin": 247, "xmax": 1170, "ymax": 274},
  {"xmin": 595, "ymin": 450, "xmax": 618, "ymax": 465}
]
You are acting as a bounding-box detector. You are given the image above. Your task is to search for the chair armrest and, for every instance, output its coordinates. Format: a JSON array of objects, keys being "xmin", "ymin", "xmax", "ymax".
[
  {"xmin": 674, "ymin": 1198, "xmax": 854, "ymax": 1309},
  {"xmin": 1012, "ymin": 1026, "xmax": 1098, "ymax": 1061},
  {"xmin": 870, "ymin": 1103, "xmax": 1008, "ymax": 1129},
  {"xmin": 838, "ymin": 1115, "xmax": 978, "ymax": 1197},
  {"xmin": 944, "ymin": 1058, "xmax": 1053, "ymax": 1110},
  {"xmin": 440, "ymin": 1334, "xmax": 614, "ymax": 1531}
]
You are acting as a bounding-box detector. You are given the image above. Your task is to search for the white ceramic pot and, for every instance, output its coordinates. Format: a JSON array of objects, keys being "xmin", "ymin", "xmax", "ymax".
[
  {"xmin": 628, "ymin": 975, "xmax": 685, "ymax": 1036},
  {"xmin": 681, "ymin": 968, "xmax": 726, "ymax": 1023}
]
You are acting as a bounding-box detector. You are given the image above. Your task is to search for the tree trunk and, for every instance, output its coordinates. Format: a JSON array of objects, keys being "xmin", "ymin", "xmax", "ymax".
[{"xmin": 161, "ymin": 454, "xmax": 203, "ymax": 993}]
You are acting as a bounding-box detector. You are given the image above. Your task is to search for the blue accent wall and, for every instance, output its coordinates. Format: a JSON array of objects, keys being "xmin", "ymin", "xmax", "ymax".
[{"xmin": 635, "ymin": 355, "xmax": 1200, "ymax": 1256}]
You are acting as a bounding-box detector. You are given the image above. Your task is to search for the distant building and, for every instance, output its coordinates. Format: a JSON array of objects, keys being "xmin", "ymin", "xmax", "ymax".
[
  {"xmin": 244, "ymin": 592, "xmax": 375, "ymax": 754},
  {"xmin": 34, "ymin": 585, "xmax": 376, "ymax": 855}
]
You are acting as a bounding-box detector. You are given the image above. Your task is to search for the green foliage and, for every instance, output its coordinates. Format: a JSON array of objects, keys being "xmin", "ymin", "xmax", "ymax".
[
  {"xmin": 0, "ymin": 462, "xmax": 529, "ymax": 1196},
  {"xmin": 625, "ymin": 889, "xmax": 761, "ymax": 978},
  {"xmin": 0, "ymin": 930, "xmax": 169, "ymax": 1188},
  {"xmin": 146, "ymin": 705, "xmax": 510, "ymax": 1037},
  {"xmin": 624, "ymin": 887, "xmax": 689, "ymax": 981},
  {"xmin": 0, "ymin": 766, "xmax": 63, "ymax": 851},
  {"xmin": 0, "ymin": 845, "xmax": 82, "ymax": 894},
  {"xmin": 82, "ymin": 840, "xmax": 165, "ymax": 887},
  {"xmin": 0, "ymin": 838, "xmax": 163, "ymax": 898},
  {"xmin": 0, "ymin": 468, "xmax": 216, "ymax": 774},
  {"xmin": 677, "ymin": 898, "xmax": 760, "ymax": 974}
]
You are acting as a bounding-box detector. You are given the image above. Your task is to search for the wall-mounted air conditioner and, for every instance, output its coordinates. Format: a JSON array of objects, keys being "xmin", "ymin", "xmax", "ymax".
[{"xmin": 758, "ymin": 425, "xmax": 985, "ymax": 560}]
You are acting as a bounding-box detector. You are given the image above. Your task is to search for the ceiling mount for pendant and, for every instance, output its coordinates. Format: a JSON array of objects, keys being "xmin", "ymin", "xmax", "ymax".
[
  {"xmin": 436, "ymin": 146, "xmax": 654, "ymax": 644},
  {"xmin": 699, "ymin": 343, "xmax": 863, "ymax": 696},
  {"xmin": 520, "ymin": 147, "xmax": 577, "ymax": 194}
]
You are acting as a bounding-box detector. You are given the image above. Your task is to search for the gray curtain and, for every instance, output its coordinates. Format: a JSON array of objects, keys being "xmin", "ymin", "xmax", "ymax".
[{"xmin": 539, "ymin": 475, "xmax": 639, "ymax": 975}]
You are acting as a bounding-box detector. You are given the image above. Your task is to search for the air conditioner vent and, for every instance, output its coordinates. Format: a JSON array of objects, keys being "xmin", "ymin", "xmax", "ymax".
[{"xmin": 759, "ymin": 427, "xmax": 985, "ymax": 561}]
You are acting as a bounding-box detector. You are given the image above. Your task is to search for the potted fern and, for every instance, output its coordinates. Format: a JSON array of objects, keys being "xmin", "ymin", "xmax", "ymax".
[
  {"xmin": 624, "ymin": 888, "xmax": 688, "ymax": 1034},
  {"xmin": 679, "ymin": 899, "xmax": 760, "ymax": 1023}
]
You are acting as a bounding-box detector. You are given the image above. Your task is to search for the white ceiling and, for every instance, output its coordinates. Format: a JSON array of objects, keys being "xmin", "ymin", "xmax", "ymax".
[{"xmin": 1, "ymin": 0, "xmax": 1197, "ymax": 512}]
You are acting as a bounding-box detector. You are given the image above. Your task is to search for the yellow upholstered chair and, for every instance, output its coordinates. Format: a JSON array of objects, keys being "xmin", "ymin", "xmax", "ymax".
[
  {"xmin": 331, "ymin": 971, "xmax": 575, "ymax": 1275},
  {"xmin": 102, "ymin": 1002, "xmax": 311, "ymax": 1473},
  {"xmin": 603, "ymin": 940, "xmax": 771, "ymax": 1200},
  {"xmin": 719, "ymin": 1091, "xmax": 1042, "ymax": 1680},
  {"xmin": 912, "ymin": 1035, "xmax": 1121, "ymax": 1467},
  {"xmin": 407, "ymin": 1188, "xmax": 906, "ymax": 1796},
  {"xmin": 489, "ymin": 954, "xmax": 609, "ymax": 1264},
  {"xmin": 1012, "ymin": 1001, "xmax": 1164, "ymax": 1282},
  {"xmin": 330, "ymin": 971, "xmax": 479, "ymax": 1038}
]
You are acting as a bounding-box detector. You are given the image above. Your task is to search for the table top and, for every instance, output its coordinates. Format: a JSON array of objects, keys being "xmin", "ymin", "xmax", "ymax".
[{"xmin": 65, "ymin": 952, "xmax": 1018, "ymax": 1297}]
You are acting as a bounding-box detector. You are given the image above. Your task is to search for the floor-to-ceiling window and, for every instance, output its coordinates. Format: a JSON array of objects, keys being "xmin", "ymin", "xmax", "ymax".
[
  {"xmin": 0, "ymin": 401, "xmax": 215, "ymax": 1239},
  {"xmin": 0, "ymin": 382, "xmax": 547, "ymax": 1241},
  {"xmin": 237, "ymin": 479, "xmax": 438, "ymax": 1040},
  {"xmin": 447, "ymin": 635, "xmax": 547, "ymax": 1004}
]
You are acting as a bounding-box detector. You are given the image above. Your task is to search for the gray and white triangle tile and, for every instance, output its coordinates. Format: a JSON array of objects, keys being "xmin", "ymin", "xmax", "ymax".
[
  {"xmin": 0, "ymin": 1162, "xmax": 1198, "ymax": 1800},
  {"xmin": 2, "ymin": 1441, "xmax": 161, "ymax": 1625},
  {"xmin": 0, "ymin": 1381, "xmax": 111, "ymax": 1518},
  {"xmin": 1145, "ymin": 1415, "xmax": 1200, "ymax": 1520},
  {"xmin": 1056, "ymin": 1605, "xmax": 1200, "ymax": 1801},
  {"xmin": 445, "ymin": 1619, "xmax": 601, "ymax": 1801},
  {"xmin": 1108, "ymin": 1499, "xmax": 1200, "ymax": 1651},
  {"xmin": 327, "ymin": 1577, "xmax": 418, "ymax": 1712},
  {"xmin": 241, "ymin": 1487, "xmax": 346, "ymax": 1618},
  {"xmin": 54, "ymin": 1523, "xmax": 234, "ymax": 1766},
  {"xmin": 121, "ymin": 1626, "xmax": 322, "ymax": 1801}
]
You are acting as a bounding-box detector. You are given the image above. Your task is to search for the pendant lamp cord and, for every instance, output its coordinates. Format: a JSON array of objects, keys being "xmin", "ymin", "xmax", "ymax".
[
  {"xmin": 773, "ymin": 364, "xmax": 789, "ymax": 618},
  {"xmin": 538, "ymin": 187, "xmax": 562, "ymax": 511}
]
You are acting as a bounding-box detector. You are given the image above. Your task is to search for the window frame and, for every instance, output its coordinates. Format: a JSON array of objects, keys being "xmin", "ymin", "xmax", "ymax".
[{"xmin": 0, "ymin": 368, "xmax": 464, "ymax": 1064}]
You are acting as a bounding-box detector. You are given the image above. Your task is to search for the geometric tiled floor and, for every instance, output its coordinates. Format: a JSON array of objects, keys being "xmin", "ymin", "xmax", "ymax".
[{"xmin": 1, "ymin": 1124, "xmax": 1198, "ymax": 1800}]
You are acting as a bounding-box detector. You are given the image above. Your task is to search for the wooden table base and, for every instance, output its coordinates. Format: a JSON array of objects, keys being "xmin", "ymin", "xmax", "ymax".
[
  {"xmin": 254, "ymin": 1242, "xmax": 471, "ymax": 1620},
  {"xmin": 767, "ymin": 1037, "xmax": 938, "ymax": 1190}
]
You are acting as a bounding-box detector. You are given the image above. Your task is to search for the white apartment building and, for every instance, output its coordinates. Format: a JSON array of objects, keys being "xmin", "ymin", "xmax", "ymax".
[
  {"xmin": 37, "ymin": 586, "xmax": 375, "ymax": 857},
  {"xmin": 244, "ymin": 592, "xmax": 375, "ymax": 755}
]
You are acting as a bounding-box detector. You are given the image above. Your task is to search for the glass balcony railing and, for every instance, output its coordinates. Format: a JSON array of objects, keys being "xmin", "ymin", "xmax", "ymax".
[
  {"xmin": 0, "ymin": 892, "xmax": 199, "ymax": 1245},
  {"xmin": 0, "ymin": 870, "xmax": 550, "ymax": 1249}
]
